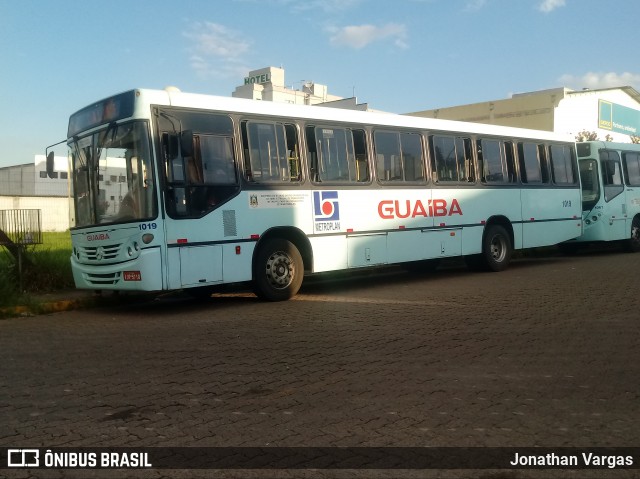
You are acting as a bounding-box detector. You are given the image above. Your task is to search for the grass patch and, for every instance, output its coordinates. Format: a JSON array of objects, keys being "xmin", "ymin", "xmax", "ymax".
[{"xmin": 0, "ymin": 231, "xmax": 73, "ymax": 307}]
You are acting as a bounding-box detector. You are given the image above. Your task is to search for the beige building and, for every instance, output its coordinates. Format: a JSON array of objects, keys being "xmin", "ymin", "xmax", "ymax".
[
  {"xmin": 408, "ymin": 86, "xmax": 640, "ymax": 143},
  {"xmin": 232, "ymin": 66, "xmax": 372, "ymax": 111}
]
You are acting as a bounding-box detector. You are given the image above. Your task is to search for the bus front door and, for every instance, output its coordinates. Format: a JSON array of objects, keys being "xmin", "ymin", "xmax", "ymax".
[{"xmin": 601, "ymin": 157, "xmax": 627, "ymax": 241}]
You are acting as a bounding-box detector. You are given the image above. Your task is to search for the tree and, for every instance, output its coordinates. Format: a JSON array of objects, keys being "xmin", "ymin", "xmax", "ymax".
[{"xmin": 575, "ymin": 130, "xmax": 599, "ymax": 142}]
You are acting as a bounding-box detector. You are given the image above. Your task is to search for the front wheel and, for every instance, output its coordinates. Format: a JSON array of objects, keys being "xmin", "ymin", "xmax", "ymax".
[
  {"xmin": 481, "ymin": 225, "xmax": 512, "ymax": 272},
  {"xmin": 252, "ymin": 238, "xmax": 304, "ymax": 301},
  {"xmin": 625, "ymin": 216, "xmax": 640, "ymax": 252}
]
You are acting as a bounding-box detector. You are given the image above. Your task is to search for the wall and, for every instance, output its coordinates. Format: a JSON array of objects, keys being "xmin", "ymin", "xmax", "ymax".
[
  {"xmin": 0, "ymin": 196, "xmax": 72, "ymax": 232},
  {"xmin": 555, "ymin": 89, "xmax": 640, "ymax": 142}
]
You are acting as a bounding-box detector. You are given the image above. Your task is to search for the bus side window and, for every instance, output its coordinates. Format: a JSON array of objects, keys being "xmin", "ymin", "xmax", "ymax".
[
  {"xmin": 374, "ymin": 130, "xmax": 402, "ymax": 182},
  {"xmin": 460, "ymin": 137, "xmax": 474, "ymax": 182},
  {"xmin": 306, "ymin": 125, "xmax": 319, "ymax": 182},
  {"xmin": 285, "ymin": 124, "xmax": 301, "ymax": 181},
  {"xmin": 550, "ymin": 144, "xmax": 577, "ymax": 185},
  {"xmin": 517, "ymin": 142, "xmax": 544, "ymax": 184},
  {"xmin": 312, "ymin": 126, "xmax": 361, "ymax": 183},
  {"xmin": 623, "ymin": 152, "xmax": 640, "ymax": 186},
  {"xmin": 402, "ymin": 132, "xmax": 425, "ymax": 182},
  {"xmin": 539, "ymin": 144, "xmax": 550, "ymax": 183},
  {"xmin": 242, "ymin": 121, "xmax": 298, "ymax": 184},
  {"xmin": 504, "ymin": 141, "xmax": 517, "ymax": 183},
  {"xmin": 352, "ymin": 129, "xmax": 370, "ymax": 182},
  {"xmin": 477, "ymin": 138, "xmax": 504, "ymax": 183}
]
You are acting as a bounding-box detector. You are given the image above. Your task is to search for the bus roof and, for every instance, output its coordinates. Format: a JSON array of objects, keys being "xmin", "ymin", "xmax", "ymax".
[{"xmin": 84, "ymin": 88, "xmax": 574, "ymax": 143}]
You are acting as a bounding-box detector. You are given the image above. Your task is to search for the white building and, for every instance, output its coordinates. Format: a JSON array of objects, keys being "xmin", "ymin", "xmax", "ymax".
[
  {"xmin": 232, "ymin": 66, "xmax": 372, "ymax": 111},
  {"xmin": 407, "ymin": 86, "xmax": 640, "ymax": 143},
  {"xmin": 0, "ymin": 156, "xmax": 130, "ymax": 231}
]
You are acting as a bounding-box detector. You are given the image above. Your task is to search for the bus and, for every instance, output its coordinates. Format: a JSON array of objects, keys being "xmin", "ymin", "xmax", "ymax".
[
  {"xmin": 566, "ymin": 141, "xmax": 640, "ymax": 251},
  {"xmin": 47, "ymin": 88, "xmax": 582, "ymax": 301}
]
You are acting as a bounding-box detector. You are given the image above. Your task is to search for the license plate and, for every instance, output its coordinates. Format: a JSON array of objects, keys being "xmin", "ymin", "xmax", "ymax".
[{"xmin": 123, "ymin": 271, "xmax": 142, "ymax": 281}]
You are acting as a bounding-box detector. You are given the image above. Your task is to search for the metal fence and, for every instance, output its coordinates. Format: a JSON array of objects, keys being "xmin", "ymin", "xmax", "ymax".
[{"xmin": 0, "ymin": 209, "xmax": 43, "ymax": 246}]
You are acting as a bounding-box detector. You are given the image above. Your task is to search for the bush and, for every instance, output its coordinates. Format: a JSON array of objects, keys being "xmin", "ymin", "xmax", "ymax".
[
  {"xmin": 0, "ymin": 231, "xmax": 73, "ymax": 307},
  {"xmin": 21, "ymin": 248, "xmax": 75, "ymax": 293},
  {"xmin": 0, "ymin": 259, "xmax": 20, "ymax": 307}
]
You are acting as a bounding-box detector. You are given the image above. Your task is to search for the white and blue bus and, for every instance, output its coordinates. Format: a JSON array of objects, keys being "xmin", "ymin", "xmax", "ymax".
[
  {"xmin": 568, "ymin": 141, "xmax": 640, "ymax": 251},
  {"xmin": 47, "ymin": 88, "xmax": 582, "ymax": 300}
]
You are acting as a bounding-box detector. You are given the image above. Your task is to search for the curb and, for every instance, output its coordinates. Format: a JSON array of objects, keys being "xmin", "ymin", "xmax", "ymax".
[{"xmin": 0, "ymin": 296, "xmax": 98, "ymax": 319}]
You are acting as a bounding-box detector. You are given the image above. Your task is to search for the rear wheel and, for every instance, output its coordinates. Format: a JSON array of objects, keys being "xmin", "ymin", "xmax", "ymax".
[
  {"xmin": 252, "ymin": 238, "xmax": 304, "ymax": 301},
  {"xmin": 480, "ymin": 225, "xmax": 512, "ymax": 272}
]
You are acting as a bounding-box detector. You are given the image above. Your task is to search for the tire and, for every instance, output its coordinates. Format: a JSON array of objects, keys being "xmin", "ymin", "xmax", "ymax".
[
  {"xmin": 626, "ymin": 216, "xmax": 640, "ymax": 253},
  {"xmin": 252, "ymin": 238, "xmax": 304, "ymax": 301},
  {"xmin": 480, "ymin": 225, "xmax": 512, "ymax": 272}
]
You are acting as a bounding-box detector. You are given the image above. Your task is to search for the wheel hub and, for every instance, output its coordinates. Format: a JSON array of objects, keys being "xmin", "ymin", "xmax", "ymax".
[{"xmin": 266, "ymin": 252, "xmax": 293, "ymax": 288}]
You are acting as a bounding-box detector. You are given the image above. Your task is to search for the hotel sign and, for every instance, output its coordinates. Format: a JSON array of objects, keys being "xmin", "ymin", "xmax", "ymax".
[
  {"xmin": 598, "ymin": 100, "xmax": 640, "ymax": 135},
  {"xmin": 244, "ymin": 73, "xmax": 271, "ymax": 85}
]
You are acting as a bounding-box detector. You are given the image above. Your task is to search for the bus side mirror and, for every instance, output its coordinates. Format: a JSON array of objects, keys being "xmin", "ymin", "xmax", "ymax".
[
  {"xmin": 46, "ymin": 151, "xmax": 56, "ymax": 179},
  {"xmin": 180, "ymin": 130, "xmax": 194, "ymax": 158}
]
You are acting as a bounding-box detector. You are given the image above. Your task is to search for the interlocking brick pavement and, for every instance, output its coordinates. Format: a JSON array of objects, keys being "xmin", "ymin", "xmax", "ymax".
[{"xmin": 0, "ymin": 250, "xmax": 638, "ymax": 478}]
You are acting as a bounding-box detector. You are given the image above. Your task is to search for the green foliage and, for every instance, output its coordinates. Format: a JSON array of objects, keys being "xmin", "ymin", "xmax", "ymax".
[
  {"xmin": 0, "ymin": 231, "xmax": 73, "ymax": 307},
  {"xmin": 0, "ymin": 260, "xmax": 20, "ymax": 307},
  {"xmin": 575, "ymin": 130, "xmax": 599, "ymax": 142}
]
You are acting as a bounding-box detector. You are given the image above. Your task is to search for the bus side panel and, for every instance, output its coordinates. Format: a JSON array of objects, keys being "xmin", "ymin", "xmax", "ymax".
[
  {"xmin": 438, "ymin": 187, "xmax": 523, "ymax": 251},
  {"xmin": 521, "ymin": 187, "xmax": 582, "ymax": 248},
  {"xmin": 310, "ymin": 236, "xmax": 348, "ymax": 272},
  {"xmin": 223, "ymin": 242, "xmax": 255, "ymax": 283}
]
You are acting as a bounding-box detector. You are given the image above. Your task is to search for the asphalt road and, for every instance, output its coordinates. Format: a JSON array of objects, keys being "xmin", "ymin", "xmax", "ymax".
[{"xmin": 1, "ymin": 249, "xmax": 639, "ymax": 479}]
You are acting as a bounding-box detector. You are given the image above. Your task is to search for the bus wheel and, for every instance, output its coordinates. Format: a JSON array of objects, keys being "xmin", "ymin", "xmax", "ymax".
[
  {"xmin": 627, "ymin": 217, "xmax": 640, "ymax": 253},
  {"xmin": 253, "ymin": 238, "xmax": 303, "ymax": 301},
  {"xmin": 481, "ymin": 225, "xmax": 512, "ymax": 272}
]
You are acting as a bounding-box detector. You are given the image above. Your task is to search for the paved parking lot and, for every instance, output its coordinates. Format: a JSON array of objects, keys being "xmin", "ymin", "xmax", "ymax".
[{"xmin": 0, "ymin": 250, "xmax": 638, "ymax": 479}]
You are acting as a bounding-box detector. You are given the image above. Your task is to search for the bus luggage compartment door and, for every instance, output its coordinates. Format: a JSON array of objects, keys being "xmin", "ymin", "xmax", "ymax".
[
  {"xmin": 347, "ymin": 233, "xmax": 387, "ymax": 268},
  {"xmin": 179, "ymin": 245, "xmax": 223, "ymax": 287}
]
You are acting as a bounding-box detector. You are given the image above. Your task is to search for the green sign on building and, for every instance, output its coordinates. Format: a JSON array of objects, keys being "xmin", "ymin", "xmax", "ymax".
[{"xmin": 598, "ymin": 100, "xmax": 640, "ymax": 136}]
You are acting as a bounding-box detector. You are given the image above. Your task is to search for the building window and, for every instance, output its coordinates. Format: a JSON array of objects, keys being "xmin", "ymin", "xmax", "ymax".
[
  {"xmin": 39, "ymin": 171, "xmax": 48, "ymax": 178},
  {"xmin": 60, "ymin": 172, "xmax": 68, "ymax": 180}
]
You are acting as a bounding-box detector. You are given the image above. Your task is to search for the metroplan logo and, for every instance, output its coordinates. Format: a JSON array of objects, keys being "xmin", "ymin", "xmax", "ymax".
[
  {"xmin": 313, "ymin": 191, "xmax": 340, "ymax": 221},
  {"xmin": 313, "ymin": 191, "xmax": 340, "ymax": 232}
]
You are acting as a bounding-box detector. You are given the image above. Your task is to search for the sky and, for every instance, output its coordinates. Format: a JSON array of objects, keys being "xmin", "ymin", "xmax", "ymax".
[{"xmin": 1, "ymin": 0, "xmax": 639, "ymax": 168}]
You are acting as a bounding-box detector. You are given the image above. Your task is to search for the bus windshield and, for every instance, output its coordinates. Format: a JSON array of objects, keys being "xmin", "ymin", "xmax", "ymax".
[{"xmin": 70, "ymin": 121, "xmax": 156, "ymax": 227}]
